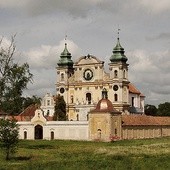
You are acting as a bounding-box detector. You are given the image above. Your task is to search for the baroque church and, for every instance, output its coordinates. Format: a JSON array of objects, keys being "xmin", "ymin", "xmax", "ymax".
[
  {"xmin": 1, "ymin": 34, "xmax": 170, "ymax": 141},
  {"xmin": 56, "ymin": 36, "xmax": 144, "ymax": 121}
]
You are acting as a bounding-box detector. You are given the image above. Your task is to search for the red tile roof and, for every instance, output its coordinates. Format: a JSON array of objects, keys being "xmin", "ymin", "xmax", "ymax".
[
  {"xmin": 128, "ymin": 83, "xmax": 145, "ymax": 97},
  {"xmin": 19, "ymin": 104, "xmax": 37, "ymax": 116},
  {"xmin": 122, "ymin": 115, "xmax": 170, "ymax": 126}
]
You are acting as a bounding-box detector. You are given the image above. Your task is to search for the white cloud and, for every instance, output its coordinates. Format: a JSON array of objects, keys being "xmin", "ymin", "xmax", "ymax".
[
  {"xmin": 20, "ymin": 39, "xmax": 82, "ymax": 70},
  {"xmin": 139, "ymin": 0, "xmax": 170, "ymax": 13},
  {"xmin": 0, "ymin": 0, "xmax": 29, "ymax": 8},
  {"xmin": 20, "ymin": 39, "xmax": 82, "ymax": 96}
]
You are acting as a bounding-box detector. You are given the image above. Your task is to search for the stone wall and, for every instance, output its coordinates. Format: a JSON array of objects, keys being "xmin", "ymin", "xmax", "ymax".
[
  {"xmin": 122, "ymin": 125, "xmax": 170, "ymax": 140},
  {"xmin": 18, "ymin": 121, "xmax": 89, "ymax": 141}
]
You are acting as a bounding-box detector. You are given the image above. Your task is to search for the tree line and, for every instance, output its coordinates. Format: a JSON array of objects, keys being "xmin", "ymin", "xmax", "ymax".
[{"xmin": 145, "ymin": 102, "xmax": 170, "ymax": 116}]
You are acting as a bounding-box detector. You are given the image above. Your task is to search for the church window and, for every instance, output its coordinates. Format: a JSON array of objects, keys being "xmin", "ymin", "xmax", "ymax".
[
  {"xmin": 114, "ymin": 94, "xmax": 118, "ymax": 102},
  {"xmin": 114, "ymin": 70, "xmax": 118, "ymax": 78},
  {"xmin": 87, "ymin": 114, "xmax": 89, "ymax": 121},
  {"xmin": 71, "ymin": 95, "xmax": 74, "ymax": 103},
  {"xmin": 51, "ymin": 131, "xmax": 54, "ymax": 140},
  {"xmin": 47, "ymin": 100, "xmax": 50, "ymax": 106},
  {"xmin": 76, "ymin": 114, "xmax": 79, "ymax": 121},
  {"xmin": 115, "ymin": 129, "xmax": 117, "ymax": 136},
  {"xmin": 86, "ymin": 93, "xmax": 91, "ymax": 104},
  {"xmin": 97, "ymin": 129, "xmax": 101, "ymax": 139},
  {"xmin": 24, "ymin": 131, "xmax": 27, "ymax": 139},
  {"xmin": 123, "ymin": 70, "xmax": 126, "ymax": 79},
  {"xmin": 47, "ymin": 110, "xmax": 50, "ymax": 116},
  {"xmin": 61, "ymin": 73, "xmax": 64, "ymax": 81},
  {"xmin": 132, "ymin": 97, "xmax": 134, "ymax": 107},
  {"xmin": 60, "ymin": 87, "xmax": 65, "ymax": 94}
]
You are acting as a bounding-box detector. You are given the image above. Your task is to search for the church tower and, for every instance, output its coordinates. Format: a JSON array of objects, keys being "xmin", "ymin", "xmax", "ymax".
[
  {"xmin": 109, "ymin": 35, "xmax": 130, "ymax": 114},
  {"xmin": 56, "ymin": 43, "xmax": 74, "ymax": 115}
]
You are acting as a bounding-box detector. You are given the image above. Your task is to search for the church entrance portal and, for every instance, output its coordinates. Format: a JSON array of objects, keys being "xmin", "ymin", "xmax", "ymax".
[{"xmin": 35, "ymin": 125, "xmax": 43, "ymax": 139}]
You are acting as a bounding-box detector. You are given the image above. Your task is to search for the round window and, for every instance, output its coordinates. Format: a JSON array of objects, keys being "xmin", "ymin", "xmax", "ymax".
[
  {"xmin": 113, "ymin": 85, "xmax": 119, "ymax": 91},
  {"xmin": 60, "ymin": 87, "xmax": 65, "ymax": 93}
]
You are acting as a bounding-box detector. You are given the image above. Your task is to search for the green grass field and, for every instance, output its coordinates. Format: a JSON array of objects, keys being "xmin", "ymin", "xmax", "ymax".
[{"xmin": 0, "ymin": 137, "xmax": 170, "ymax": 170}]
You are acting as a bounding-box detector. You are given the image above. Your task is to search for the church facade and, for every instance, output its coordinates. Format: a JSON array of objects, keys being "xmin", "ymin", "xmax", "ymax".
[{"xmin": 56, "ymin": 37, "xmax": 144, "ymax": 121}]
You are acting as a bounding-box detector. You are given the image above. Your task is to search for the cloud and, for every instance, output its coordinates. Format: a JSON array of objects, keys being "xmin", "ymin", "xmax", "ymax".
[
  {"xmin": 19, "ymin": 39, "xmax": 82, "ymax": 96},
  {"xmin": 2, "ymin": 0, "xmax": 170, "ymax": 19},
  {"xmin": 139, "ymin": 0, "xmax": 170, "ymax": 13},
  {"xmin": 0, "ymin": 0, "xmax": 28, "ymax": 8},
  {"xmin": 19, "ymin": 39, "xmax": 82, "ymax": 70},
  {"xmin": 146, "ymin": 32, "xmax": 170, "ymax": 41},
  {"xmin": 128, "ymin": 49, "xmax": 170, "ymax": 104}
]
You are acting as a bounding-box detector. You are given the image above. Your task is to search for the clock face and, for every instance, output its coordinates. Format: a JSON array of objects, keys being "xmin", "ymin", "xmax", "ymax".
[
  {"xmin": 113, "ymin": 85, "xmax": 119, "ymax": 91},
  {"xmin": 83, "ymin": 69, "xmax": 93, "ymax": 81}
]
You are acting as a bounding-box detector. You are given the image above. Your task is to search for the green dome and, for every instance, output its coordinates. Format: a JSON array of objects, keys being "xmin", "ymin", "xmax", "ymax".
[
  {"xmin": 110, "ymin": 38, "xmax": 128, "ymax": 63},
  {"xmin": 57, "ymin": 43, "xmax": 74, "ymax": 67}
]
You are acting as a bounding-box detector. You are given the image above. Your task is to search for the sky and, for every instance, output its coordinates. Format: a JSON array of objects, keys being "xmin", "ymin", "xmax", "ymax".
[{"xmin": 0, "ymin": 0, "xmax": 170, "ymax": 106}]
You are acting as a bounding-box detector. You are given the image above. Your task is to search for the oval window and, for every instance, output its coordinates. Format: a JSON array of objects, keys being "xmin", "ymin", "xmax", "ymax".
[{"xmin": 60, "ymin": 88, "xmax": 65, "ymax": 93}]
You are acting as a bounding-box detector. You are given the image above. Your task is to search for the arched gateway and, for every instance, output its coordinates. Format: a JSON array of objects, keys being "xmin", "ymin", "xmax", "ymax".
[{"xmin": 35, "ymin": 125, "xmax": 43, "ymax": 139}]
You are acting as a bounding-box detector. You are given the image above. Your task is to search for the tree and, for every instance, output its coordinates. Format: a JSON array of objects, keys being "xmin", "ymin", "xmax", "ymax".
[
  {"xmin": 53, "ymin": 95, "xmax": 66, "ymax": 121},
  {"xmin": 144, "ymin": 104, "xmax": 158, "ymax": 116},
  {"xmin": 157, "ymin": 102, "xmax": 170, "ymax": 116},
  {"xmin": 0, "ymin": 119, "xmax": 19, "ymax": 160},
  {"xmin": 22, "ymin": 95, "xmax": 41, "ymax": 110},
  {"xmin": 0, "ymin": 35, "xmax": 33, "ymax": 114}
]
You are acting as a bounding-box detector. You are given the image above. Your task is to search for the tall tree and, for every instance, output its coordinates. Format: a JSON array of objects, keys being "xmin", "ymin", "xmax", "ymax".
[
  {"xmin": 144, "ymin": 104, "xmax": 158, "ymax": 116},
  {"xmin": 157, "ymin": 102, "xmax": 170, "ymax": 116},
  {"xmin": 53, "ymin": 95, "xmax": 66, "ymax": 121},
  {"xmin": 0, "ymin": 119, "xmax": 19, "ymax": 160},
  {"xmin": 22, "ymin": 95, "xmax": 41, "ymax": 110},
  {"xmin": 0, "ymin": 35, "xmax": 33, "ymax": 114}
]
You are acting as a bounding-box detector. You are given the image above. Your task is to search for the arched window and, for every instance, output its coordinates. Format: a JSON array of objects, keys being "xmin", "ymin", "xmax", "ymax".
[
  {"xmin": 114, "ymin": 94, "xmax": 118, "ymax": 102},
  {"xmin": 86, "ymin": 93, "xmax": 91, "ymax": 104},
  {"xmin": 61, "ymin": 73, "xmax": 64, "ymax": 81},
  {"xmin": 97, "ymin": 129, "xmax": 101, "ymax": 140},
  {"xmin": 71, "ymin": 95, "xmax": 74, "ymax": 103},
  {"xmin": 115, "ymin": 129, "xmax": 117, "ymax": 136},
  {"xmin": 132, "ymin": 97, "xmax": 134, "ymax": 107},
  {"xmin": 24, "ymin": 131, "xmax": 27, "ymax": 139},
  {"xmin": 114, "ymin": 70, "xmax": 118, "ymax": 78},
  {"xmin": 123, "ymin": 70, "xmax": 126, "ymax": 79},
  {"xmin": 47, "ymin": 110, "xmax": 50, "ymax": 116},
  {"xmin": 76, "ymin": 114, "xmax": 79, "ymax": 121},
  {"xmin": 51, "ymin": 131, "xmax": 54, "ymax": 140},
  {"xmin": 87, "ymin": 114, "xmax": 89, "ymax": 121}
]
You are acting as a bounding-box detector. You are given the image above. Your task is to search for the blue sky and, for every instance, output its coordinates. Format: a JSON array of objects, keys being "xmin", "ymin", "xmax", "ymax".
[{"xmin": 0, "ymin": 0, "xmax": 170, "ymax": 106}]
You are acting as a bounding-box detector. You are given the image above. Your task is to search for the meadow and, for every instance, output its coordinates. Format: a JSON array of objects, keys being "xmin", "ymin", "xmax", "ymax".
[{"xmin": 0, "ymin": 137, "xmax": 170, "ymax": 170}]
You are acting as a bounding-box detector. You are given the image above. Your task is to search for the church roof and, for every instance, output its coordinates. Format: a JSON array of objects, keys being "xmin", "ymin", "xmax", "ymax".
[
  {"xmin": 129, "ymin": 83, "xmax": 145, "ymax": 97},
  {"xmin": 19, "ymin": 104, "xmax": 38, "ymax": 116},
  {"xmin": 110, "ymin": 38, "xmax": 128, "ymax": 63},
  {"xmin": 74, "ymin": 54, "xmax": 104, "ymax": 65},
  {"xmin": 57, "ymin": 43, "xmax": 74, "ymax": 67},
  {"xmin": 122, "ymin": 115, "xmax": 170, "ymax": 126}
]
